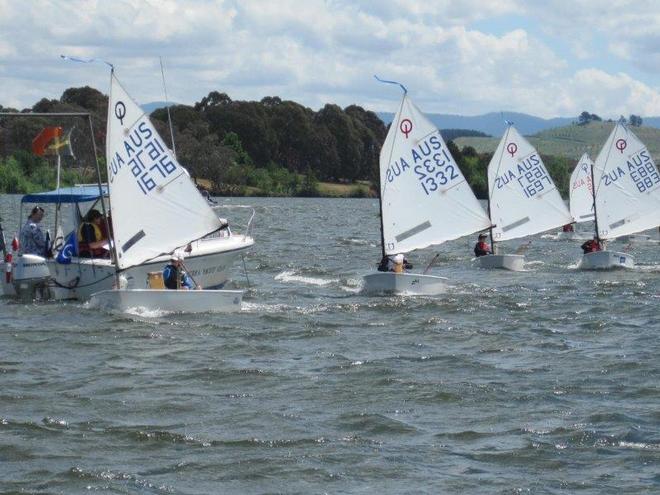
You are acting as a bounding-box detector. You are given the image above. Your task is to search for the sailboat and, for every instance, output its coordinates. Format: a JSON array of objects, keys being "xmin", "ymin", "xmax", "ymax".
[
  {"xmin": 556, "ymin": 153, "xmax": 595, "ymax": 240},
  {"xmin": 579, "ymin": 121, "xmax": 660, "ymax": 270},
  {"xmin": 479, "ymin": 124, "xmax": 573, "ymax": 270},
  {"xmin": 363, "ymin": 88, "xmax": 491, "ymax": 295},
  {"xmin": 86, "ymin": 69, "xmax": 249, "ymax": 312}
]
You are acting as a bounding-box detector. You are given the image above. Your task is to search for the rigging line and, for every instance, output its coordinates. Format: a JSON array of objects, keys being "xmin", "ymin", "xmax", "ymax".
[
  {"xmin": 593, "ymin": 122, "xmax": 620, "ymax": 198},
  {"xmin": 159, "ymin": 56, "xmax": 177, "ymax": 159},
  {"xmin": 487, "ymin": 124, "xmax": 513, "ymax": 204}
]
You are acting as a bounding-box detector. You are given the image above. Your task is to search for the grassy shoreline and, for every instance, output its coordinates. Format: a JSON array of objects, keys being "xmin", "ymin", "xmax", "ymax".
[{"xmin": 196, "ymin": 178, "xmax": 377, "ymax": 198}]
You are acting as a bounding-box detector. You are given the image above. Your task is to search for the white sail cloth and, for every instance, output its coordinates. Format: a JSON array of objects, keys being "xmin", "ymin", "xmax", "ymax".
[
  {"xmin": 487, "ymin": 125, "xmax": 572, "ymax": 241},
  {"xmin": 569, "ymin": 153, "xmax": 595, "ymax": 223},
  {"xmin": 106, "ymin": 72, "xmax": 222, "ymax": 269},
  {"xmin": 593, "ymin": 122, "xmax": 660, "ymax": 239},
  {"xmin": 380, "ymin": 95, "xmax": 490, "ymax": 255}
]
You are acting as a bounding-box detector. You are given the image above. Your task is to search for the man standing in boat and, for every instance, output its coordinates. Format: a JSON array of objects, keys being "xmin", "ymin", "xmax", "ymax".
[
  {"xmin": 473, "ymin": 233, "xmax": 492, "ymax": 257},
  {"xmin": 20, "ymin": 206, "xmax": 47, "ymax": 256},
  {"xmin": 163, "ymin": 252, "xmax": 196, "ymax": 290}
]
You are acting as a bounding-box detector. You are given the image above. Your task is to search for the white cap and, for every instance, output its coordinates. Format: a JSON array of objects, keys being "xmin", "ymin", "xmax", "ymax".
[
  {"xmin": 392, "ymin": 253, "xmax": 404, "ymax": 264},
  {"xmin": 170, "ymin": 249, "xmax": 185, "ymax": 261}
]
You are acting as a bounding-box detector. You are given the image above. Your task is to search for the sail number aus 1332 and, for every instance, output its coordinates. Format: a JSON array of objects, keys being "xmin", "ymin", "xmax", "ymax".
[{"xmin": 386, "ymin": 133, "xmax": 460, "ymax": 195}]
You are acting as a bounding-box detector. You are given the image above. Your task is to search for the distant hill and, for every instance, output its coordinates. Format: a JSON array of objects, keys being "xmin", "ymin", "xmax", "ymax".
[
  {"xmin": 141, "ymin": 101, "xmax": 177, "ymax": 114},
  {"xmin": 454, "ymin": 121, "xmax": 660, "ymax": 161},
  {"xmin": 378, "ymin": 111, "xmax": 576, "ymax": 136}
]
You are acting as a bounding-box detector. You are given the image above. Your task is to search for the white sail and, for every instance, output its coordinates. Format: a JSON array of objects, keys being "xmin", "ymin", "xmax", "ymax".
[
  {"xmin": 380, "ymin": 95, "xmax": 490, "ymax": 255},
  {"xmin": 593, "ymin": 122, "xmax": 660, "ymax": 239},
  {"xmin": 569, "ymin": 153, "xmax": 595, "ymax": 223},
  {"xmin": 106, "ymin": 72, "xmax": 222, "ymax": 269},
  {"xmin": 488, "ymin": 125, "xmax": 572, "ymax": 241}
]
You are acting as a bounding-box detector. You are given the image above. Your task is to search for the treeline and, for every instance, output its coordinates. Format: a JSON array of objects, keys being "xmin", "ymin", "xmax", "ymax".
[
  {"xmin": 577, "ymin": 110, "xmax": 643, "ymax": 127},
  {"xmin": 0, "ymin": 86, "xmax": 575, "ymax": 198},
  {"xmin": 454, "ymin": 143, "xmax": 573, "ymax": 199},
  {"xmin": 149, "ymin": 92, "xmax": 386, "ymax": 193},
  {"xmin": 0, "ymin": 87, "xmax": 386, "ymax": 196}
]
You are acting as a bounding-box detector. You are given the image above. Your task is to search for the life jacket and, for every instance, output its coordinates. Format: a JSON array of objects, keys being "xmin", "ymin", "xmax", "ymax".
[
  {"xmin": 163, "ymin": 264, "xmax": 182, "ymax": 289},
  {"xmin": 474, "ymin": 241, "xmax": 491, "ymax": 257},
  {"xmin": 77, "ymin": 222, "xmax": 105, "ymax": 257}
]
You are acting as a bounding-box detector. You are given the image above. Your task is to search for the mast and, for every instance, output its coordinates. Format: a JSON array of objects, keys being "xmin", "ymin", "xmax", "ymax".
[
  {"xmin": 373, "ymin": 75, "xmax": 408, "ymax": 261},
  {"xmin": 378, "ymin": 173, "xmax": 386, "ymax": 259},
  {"xmin": 589, "ymin": 160, "xmax": 600, "ymax": 244},
  {"xmin": 487, "ymin": 193, "xmax": 495, "ymax": 254},
  {"xmin": 90, "ymin": 72, "xmax": 121, "ymax": 282},
  {"xmin": 159, "ymin": 56, "xmax": 177, "ymax": 159}
]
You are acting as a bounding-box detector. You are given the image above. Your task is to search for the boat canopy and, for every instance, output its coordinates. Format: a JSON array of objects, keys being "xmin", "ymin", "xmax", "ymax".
[{"xmin": 21, "ymin": 185, "xmax": 108, "ymax": 204}]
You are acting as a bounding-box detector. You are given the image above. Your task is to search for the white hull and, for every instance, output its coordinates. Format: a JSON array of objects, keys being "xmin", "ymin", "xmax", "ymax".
[
  {"xmin": 89, "ymin": 289, "xmax": 242, "ymax": 313},
  {"xmin": 362, "ymin": 272, "xmax": 449, "ymax": 296},
  {"xmin": 579, "ymin": 250, "xmax": 634, "ymax": 270},
  {"xmin": 1, "ymin": 235, "xmax": 253, "ymax": 301},
  {"xmin": 1, "ymin": 277, "xmax": 16, "ymax": 296},
  {"xmin": 477, "ymin": 254, "xmax": 525, "ymax": 271}
]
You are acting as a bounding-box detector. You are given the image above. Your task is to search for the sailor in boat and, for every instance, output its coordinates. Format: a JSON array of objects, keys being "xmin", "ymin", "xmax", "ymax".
[
  {"xmin": 163, "ymin": 251, "xmax": 196, "ymax": 290},
  {"xmin": 77, "ymin": 209, "xmax": 109, "ymax": 258},
  {"xmin": 581, "ymin": 237, "xmax": 602, "ymax": 254},
  {"xmin": 473, "ymin": 233, "xmax": 492, "ymax": 257},
  {"xmin": 377, "ymin": 253, "xmax": 412, "ymax": 273},
  {"xmin": 562, "ymin": 223, "xmax": 575, "ymax": 233},
  {"xmin": 19, "ymin": 206, "xmax": 47, "ymax": 256}
]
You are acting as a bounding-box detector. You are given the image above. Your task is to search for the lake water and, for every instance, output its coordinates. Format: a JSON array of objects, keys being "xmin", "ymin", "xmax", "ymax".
[{"xmin": 1, "ymin": 196, "xmax": 659, "ymax": 494}]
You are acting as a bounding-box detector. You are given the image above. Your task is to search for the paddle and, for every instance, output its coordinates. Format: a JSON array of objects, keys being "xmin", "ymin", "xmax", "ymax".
[
  {"xmin": 423, "ymin": 253, "xmax": 440, "ymax": 274},
  {"xmin": 514, "ymin": 241, "xmax": 532, "ymax": 255},
  {"xmin": 179, "ymin": 260, "xmax": 202, "ymax": 290}
]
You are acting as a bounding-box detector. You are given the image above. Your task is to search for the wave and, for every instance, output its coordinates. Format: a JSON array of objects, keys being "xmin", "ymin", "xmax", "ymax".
[{"xmin": 274, "ymin": 270, "xmax": 339, "ymax": 287}]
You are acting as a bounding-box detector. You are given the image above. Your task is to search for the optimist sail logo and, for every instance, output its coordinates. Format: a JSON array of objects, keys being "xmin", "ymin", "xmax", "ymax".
[
  {"xmin": 615, "ymin": 139, "xmax": 627, "ymax": 153},
  {"xmin": 400, "ymin": 119, "xmax": 413, "ymax": 139},
  {"xmin": 506, "ymin": 142, "xmax": 518, "ymax": 157}
]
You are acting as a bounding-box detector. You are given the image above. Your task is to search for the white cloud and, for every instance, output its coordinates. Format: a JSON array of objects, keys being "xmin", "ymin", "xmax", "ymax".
[{"xmin": 0, "ymin": 0, "xmax": 659, "ymax": 118}]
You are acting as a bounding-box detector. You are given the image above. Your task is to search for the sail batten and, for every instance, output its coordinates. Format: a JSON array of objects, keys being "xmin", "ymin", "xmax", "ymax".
[
  {"xmin": 106, "ymin": 72, "xmax": 222, "ymax": 270},
  {"xmin": 379, "ymin": 95, "xmax": 491, "ymax": 256},
  {"xmin": 592, "ymin": 123, "xmax": 660, "ymax": 239},
  {"xmin": 487, "ymin": 125, "xmax": 572, "ymax": 241}
]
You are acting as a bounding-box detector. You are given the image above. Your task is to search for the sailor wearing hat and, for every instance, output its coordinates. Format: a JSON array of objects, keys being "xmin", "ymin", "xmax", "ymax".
[
  {"xmin": 163, "ymin": 250, "xmax": 195, "ymax": 290},
  {"xmin": 473, "ymin": 233, "xmax": 492, "ymax": 257}
]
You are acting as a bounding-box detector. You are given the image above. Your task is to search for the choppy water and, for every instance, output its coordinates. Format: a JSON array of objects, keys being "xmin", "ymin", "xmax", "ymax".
[{"xmin": 1, "ymin": 196, "xmax": 659, "ymax": 494}]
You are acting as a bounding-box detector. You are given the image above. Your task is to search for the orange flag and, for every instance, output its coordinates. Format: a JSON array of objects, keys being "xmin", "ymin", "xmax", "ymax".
[{"xmin": 32, "ymin": 127, "xmax": 63, "ymax": 156}]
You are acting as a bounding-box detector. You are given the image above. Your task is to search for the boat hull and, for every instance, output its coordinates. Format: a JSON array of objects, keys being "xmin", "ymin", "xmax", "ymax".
[
  {"xmin": 579, "ymin": 250, "xmax": 634, "ymax": 270},
  {"xmin": 362, "ymin": 272, "xmax": 449, "ymax": 296},
  {"xmin": 89, "ymin": 289, "xmax": 243, "ymax": 313},
  {"xmin": 477, "ymin": 254, "xmax": 525, "ymax": 271},
  {"xmin": 1, "ymin": 235, "xmax": 253, "ymax": 301}
]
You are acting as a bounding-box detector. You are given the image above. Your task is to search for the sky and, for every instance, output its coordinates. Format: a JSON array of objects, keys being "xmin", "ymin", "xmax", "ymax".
[{"xmin": 1, "ymin": 0, "xmax": 659, "ymax": 118}]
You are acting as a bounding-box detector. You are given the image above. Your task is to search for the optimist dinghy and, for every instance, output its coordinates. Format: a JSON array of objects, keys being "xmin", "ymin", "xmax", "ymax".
[
  {"xmin": 479, "ymin": 124, "xmax": 573, "ymax": 270},
  {"xmin": 554, "ymin": 153, "xmax": 597, "ymax": 241},
  {"xmin": 363, "ymin": 81, "xmax": 491, "ymax": 295},
  {"xmin": 578, "ymin": 122, "xmax": 660, "ymax": 270},
  {"xmin": 86, "ymin": 68, "xmax": 246, "ymax": 312}
]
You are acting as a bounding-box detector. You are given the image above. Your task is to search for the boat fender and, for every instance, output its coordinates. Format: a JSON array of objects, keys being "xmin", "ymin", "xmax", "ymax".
[{"xmin": 4, "ymin": 252, "xmax": 12, "ymax": 283}]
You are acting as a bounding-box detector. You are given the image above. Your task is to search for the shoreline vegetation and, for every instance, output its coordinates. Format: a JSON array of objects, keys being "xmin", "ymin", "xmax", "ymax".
[{"xmin": 3, "ymin": 86, "xmax": 649, "ymax": 198}]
